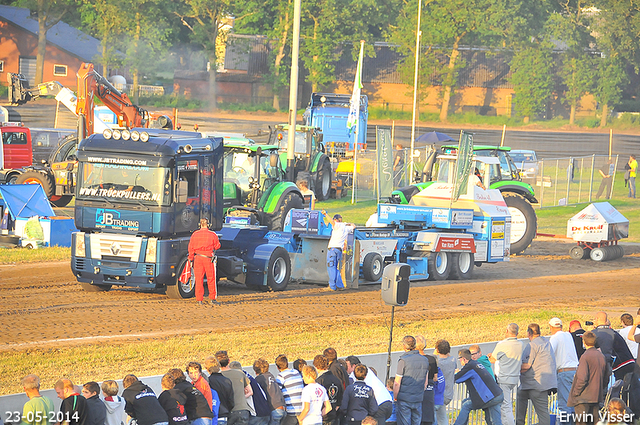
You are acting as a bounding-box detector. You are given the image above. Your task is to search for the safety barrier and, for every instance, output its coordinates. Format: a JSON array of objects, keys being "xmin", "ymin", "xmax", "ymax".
[{"xmin": 0, "ymin": 339, "xmax": 577, "ymax": 425}]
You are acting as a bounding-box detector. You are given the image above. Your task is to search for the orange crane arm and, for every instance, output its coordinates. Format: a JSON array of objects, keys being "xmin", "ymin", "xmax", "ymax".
[{"xmin": 76, "ymin": 63, "xmax": 150, "ymax": 138}]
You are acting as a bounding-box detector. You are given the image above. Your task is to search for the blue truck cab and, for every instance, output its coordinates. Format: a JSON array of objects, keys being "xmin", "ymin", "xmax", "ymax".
[
  {"xmin": 71, "ymin": 129, "xmax": 294, "ymax": 298},
  {"xmin": 303, "ymin": 93, "xmax": 368, "ymax": 153}
]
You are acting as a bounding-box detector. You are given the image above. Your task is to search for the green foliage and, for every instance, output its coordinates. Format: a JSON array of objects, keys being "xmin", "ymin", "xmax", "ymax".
[
  {"xmin": 138, "ymin": 95, "xmax": 207, "ymax": 109},
  {"xmin": 509, "ymin": 46, "xmax": 554, "ymax": 119},
  {"xmin": 219, "ymin": 102, "xmax": 277, "ymax": 113},
  {"xmin": 0, "ymin": 84, "xmax": 8, "ymax": 99}
]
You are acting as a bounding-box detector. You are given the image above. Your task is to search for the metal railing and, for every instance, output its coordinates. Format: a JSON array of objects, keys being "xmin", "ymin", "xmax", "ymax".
[{"xmin": 535, "ymin": 155, "xmax": 619, "ymax": 208}]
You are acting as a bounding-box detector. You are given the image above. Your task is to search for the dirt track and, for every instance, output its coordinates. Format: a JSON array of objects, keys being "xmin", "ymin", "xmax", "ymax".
[{"xmin": 1, "ymin": 238, "xmax": 640, "ymax": 352}]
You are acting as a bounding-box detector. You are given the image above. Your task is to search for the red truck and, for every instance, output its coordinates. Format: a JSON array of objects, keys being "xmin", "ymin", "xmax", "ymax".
[{"xmin": 0, "ymin": 122, "xmax": 32, "ymax": 183}]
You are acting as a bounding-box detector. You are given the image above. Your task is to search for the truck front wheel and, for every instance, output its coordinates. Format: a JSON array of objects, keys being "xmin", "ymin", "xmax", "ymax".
[
  {"xmin": 81, "ymin": 283, "xmax": 112, "ymax": 292},
  {"xmin": 167, "ymin": 259, "xmax": 196, "ymax": 299},
  {"xmin": 267, "ymin": 247, "xmax": 291, "ymax": 291},
  {"xmin": 503, "ymin": 193, "xmax": 537, "ymax": 255}
]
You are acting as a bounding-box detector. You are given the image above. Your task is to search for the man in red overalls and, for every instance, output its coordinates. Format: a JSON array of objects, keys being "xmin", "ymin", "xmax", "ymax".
[{"xmin": 188, "ymin": 218, "xmax": 221, "ymax": 306}]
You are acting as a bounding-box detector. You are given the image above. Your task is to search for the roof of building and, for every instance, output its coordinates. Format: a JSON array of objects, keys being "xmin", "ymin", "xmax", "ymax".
[{"xmin": 0, "ymin": 5, "xmax": 101, "ymax": 62}]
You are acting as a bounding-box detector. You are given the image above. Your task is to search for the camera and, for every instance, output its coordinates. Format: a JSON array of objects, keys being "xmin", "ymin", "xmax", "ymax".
[{"xmin": 585, "ymin": 321, "xmax": 594, "ymax": 326}]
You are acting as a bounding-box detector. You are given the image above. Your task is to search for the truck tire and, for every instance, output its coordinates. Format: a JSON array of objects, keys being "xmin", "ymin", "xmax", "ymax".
[
  {"xmin": 267, "ymin": 247, "xmax": 291, "ymax": 291},
  {"xmin": 15, "ymin": 170, "xmax": 55, "ymax": 199},
  {"xmin": 427, "ymin": 251, "xmax": 451, "ymax": 281},
  {"xmin": 81, "ymin": 282, "xmax": 112, "ymax": 292},
  {"xmin": 268, "ymin": 192, "xmax": 304, "ymax": 231},
  {"xmin": 315, "ymin": 158, "xmax": 332, "ymax": 201},
  {"xmin": 503, "ymin": 193, "xmax": 537, "ymax": 255},
  {"xmin": 362, "ymin": 252, "xmax": 384, "ymax": 282},
  {"xmin": 167, "ymin": 259, "xmax": 196, "ymax": 299},
  {"xmin": 51, "ymin": 195, "xmax": 73, "ymax": 207},
  {"xmin": 449, "ymin": 252, "xmax": 474, "ymax": 279}
]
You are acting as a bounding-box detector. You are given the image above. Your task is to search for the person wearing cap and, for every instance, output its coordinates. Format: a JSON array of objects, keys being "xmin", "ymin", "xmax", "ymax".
[
  {"xmin": 321, "ymin": 211, "xmax": 355, "ymax": 291},
  {"xmin": 568, "ymin": 321, "xmax": 586, "ymax": 359},
  {"xmin": 188, "ymin": 218, "xmax": 222, "ymax": 306},
  {"xmin": 516, "ymin": 323, "xmax": 556, "ymax": 425},
  {"xmin": 549, "ymin": 318, "xmax": 579, "ymax": 425}
]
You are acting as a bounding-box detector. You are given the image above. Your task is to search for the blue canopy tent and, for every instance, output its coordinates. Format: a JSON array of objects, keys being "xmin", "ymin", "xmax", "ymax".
[
  {"xmin": 415, "ymin": 131, "xmax": 455, "ymax": 144},
  {"xmin": 0, "ymin": 184, "xmax": 55, "ymax": 220}
]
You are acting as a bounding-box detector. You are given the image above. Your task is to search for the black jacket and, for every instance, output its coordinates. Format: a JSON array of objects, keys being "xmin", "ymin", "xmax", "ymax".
[
  {"xmin": 209, "ymin": 372, "xmax": 235, "ymax": 417},
  {"xmin": 159, "ymin": 389, "xmax": 189, "ymax": 425},
  {"xmin": 85, "ymin": 394, "xmax": 107, "ymax": 425},
  {"xmin": 174, "ymin": 379, "xmax": 213, "ymax": 420},
  {"xmin": 122, "ymin": 380, "xmax": 169, "ymax": 425}
]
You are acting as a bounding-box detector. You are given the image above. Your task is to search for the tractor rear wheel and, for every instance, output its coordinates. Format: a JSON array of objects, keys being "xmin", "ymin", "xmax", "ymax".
[
  {"xmin": 268, "ymin": 192, "xmax": 304, "ymax": 231},
  {"xmin": 315, "ymin": 158, "xmax": 332, "ymax": 201},
  {"xmin": 503, "ymin": 193, "xmax": 537, "ymax": 255}
]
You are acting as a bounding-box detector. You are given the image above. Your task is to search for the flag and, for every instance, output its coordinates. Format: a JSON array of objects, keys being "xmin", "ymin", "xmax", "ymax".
[
  {"xmin": 346, "ymin": 41, "xmax": 364, "ymax": 134},
  {"xmin": 179, "ymin": 262, "xmax": 192, "ymax": 284},
  {"xmin": 452, "ymin": 131, "xmax": 474, "ymax": 201}
]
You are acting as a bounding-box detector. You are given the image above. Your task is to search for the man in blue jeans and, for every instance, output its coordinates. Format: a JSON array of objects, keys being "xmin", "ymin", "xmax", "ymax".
[
  {"xmin": 321, "ymin": 211, "xmax": 354, "ymax": 291},
  {"xmin": 393, "ymin": 336, "xmax": 430, "ymax": 425},
  {"xmin": 454, "ymin": 349, "xmax": 504, "ymax": 425}
]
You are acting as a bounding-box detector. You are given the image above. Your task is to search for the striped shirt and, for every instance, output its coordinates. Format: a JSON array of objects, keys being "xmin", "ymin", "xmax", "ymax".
[{"xmin": 277, "ymin": 368, "xmax": 304, "ymax": 414}]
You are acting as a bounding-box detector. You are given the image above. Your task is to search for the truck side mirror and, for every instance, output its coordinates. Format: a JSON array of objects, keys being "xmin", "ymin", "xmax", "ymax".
[
  {"xmin": 176, "ymin": 180, "xmax": 188, "ymax": 203},
  {"xmin": 270, "ymin": 153, "xmax": 279, "ymax": 168}
]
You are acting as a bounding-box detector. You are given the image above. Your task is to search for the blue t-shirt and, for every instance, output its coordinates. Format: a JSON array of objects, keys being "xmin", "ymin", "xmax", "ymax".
[{"xmin": 386, "ymin": 390, "xmax": 396, "ymax": 422}]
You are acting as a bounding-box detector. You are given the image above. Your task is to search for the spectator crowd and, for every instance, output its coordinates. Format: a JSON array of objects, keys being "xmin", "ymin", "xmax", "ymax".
[{"xmin": 7, "ymin": 311, "xmax": 640, "ymax": 425}]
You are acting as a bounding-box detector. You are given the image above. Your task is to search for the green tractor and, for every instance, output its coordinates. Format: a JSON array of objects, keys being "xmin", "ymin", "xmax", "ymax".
[
  {"xmin": 223, "ymin": 137, "xmax": 304, "ymax": 230},
  {"xmin": 268, "ymin": 124, "xmax": 333, "ymax": 201},
  {"xmin": 392, "ymin": 144, "xmax": 538, "ymax": 255}
]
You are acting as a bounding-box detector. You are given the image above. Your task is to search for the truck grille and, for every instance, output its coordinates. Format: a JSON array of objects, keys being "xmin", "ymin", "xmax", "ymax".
[
  {"xmin": 74, "ymin": 258, "xmax": 86, "ymax": 270},
  {"xmin": 89, "ymin": 234, "xmax": 142, "ymax": 262}
]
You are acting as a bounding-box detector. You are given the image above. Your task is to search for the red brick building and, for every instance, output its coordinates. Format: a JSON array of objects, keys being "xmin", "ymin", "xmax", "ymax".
[{"xmin": 0, "ymin": 5, "xmax": 102, "ymax": 90}]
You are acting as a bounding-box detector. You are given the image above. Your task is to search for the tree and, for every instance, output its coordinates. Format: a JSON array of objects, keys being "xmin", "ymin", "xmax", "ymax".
[
  {"xmin": 509, "ymin": 45, "xmax": 554, "ymax": 122},
  {"xmin": 175, "ymin": 0, "xmax": 233, "ymax": 110},
  {"xmin": 16, "ymin": 0, "xmax": 76, "ymax": 84},
  {"xmin": 79, "ymin": 0, "xmax": 125, "ymax": 75},
  {"xmin": 118, "ymin": 0, "xmax": 172, "ymax": 103},
  {"xmin": 387, "ymin": 0, "xmax": 511, "ymax": 122},
  {"xmin": 593, "ymin": 55, "xmax": 624, "ymax": 126}
]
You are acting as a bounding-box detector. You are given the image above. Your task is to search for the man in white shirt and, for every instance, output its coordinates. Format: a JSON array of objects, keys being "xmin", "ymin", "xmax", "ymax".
[
  {"xmin": 548, "ymin": 318, "xmax": 578, "ymax": 425},
  {"xmin": 618, "ymin": 313, "xmax": 640, "ymax": 358},
  {"xmin": 321, "ymin": 211, "xmax": 354, "ymax": 291}
]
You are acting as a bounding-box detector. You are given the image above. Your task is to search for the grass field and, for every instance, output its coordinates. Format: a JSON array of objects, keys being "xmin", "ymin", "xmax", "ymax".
[{"xmin": 0, "ymin": 308, "xmax": 594, "ymax": 395}]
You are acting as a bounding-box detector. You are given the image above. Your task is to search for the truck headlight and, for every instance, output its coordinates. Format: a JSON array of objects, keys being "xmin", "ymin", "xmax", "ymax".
[
  {"xmin": 75, "ymin": 232, "xmax": 86, "ymax": 257},
  {"xmin": 145, "ymin": 237, "xmax": 157, "ymax": 263}
]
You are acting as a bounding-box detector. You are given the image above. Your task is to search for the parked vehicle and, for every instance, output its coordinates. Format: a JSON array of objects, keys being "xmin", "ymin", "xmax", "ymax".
[{"xmin": 509, "ymin": 149, "xmax": 539, "ymax": 179}]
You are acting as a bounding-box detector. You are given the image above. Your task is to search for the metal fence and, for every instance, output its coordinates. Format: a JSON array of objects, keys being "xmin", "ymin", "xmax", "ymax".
[
  {"xmin": 533, "ymin": 155, "xmax": 620, "ymax": 208},
  {"xmin": 447, "ymin": 383, "xmax": 556, "ymax": 425}
]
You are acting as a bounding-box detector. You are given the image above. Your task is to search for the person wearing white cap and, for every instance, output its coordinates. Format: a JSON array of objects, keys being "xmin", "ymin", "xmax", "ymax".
[{"xmin": 549, "ymin": 318, "xmax": 579, "ymax": 425}]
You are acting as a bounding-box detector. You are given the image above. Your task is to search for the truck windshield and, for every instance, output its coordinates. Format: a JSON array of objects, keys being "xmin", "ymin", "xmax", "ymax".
[
  {"xmin": 77, "ymin": 163, "xmax": 171, "ymax": 205},
  {"xmin": 224, "ymin": 150, "xmax": 273, "ymax": 195}
]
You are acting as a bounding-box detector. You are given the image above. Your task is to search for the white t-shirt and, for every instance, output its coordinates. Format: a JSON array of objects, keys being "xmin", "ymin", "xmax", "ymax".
[
  {"xmin": 618, "ymin": 326, "xmax": 640, "ymax": 358},
  {"xmin": 328, "ymin": 222, "xmax": 352, "ymax": 249},
  {"xmin": 549, "ymin": 331, "xmax": 579, "ymax": 369},
  {"xmin": 300, "ymin": 382, "xmax": 328, "ymax": 425}
]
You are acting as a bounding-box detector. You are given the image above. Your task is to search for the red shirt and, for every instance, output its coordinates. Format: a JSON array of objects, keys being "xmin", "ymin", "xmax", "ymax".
[
  {"xmin": 188, "ymin": 228, "xmax": 221, "ymax": 261},
  {"xmin": 192, "ymin": 375, "xmax": 213, "ymax": 410}
]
